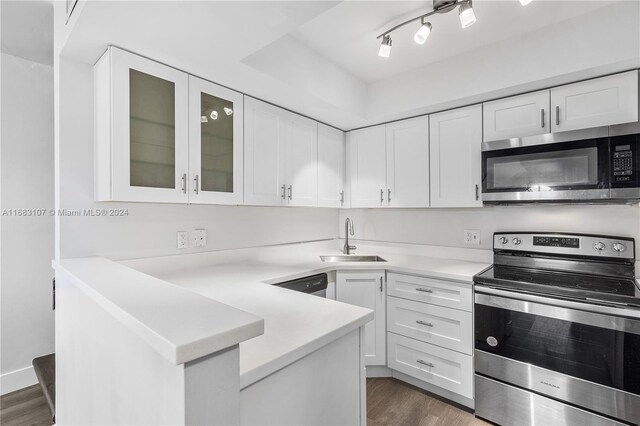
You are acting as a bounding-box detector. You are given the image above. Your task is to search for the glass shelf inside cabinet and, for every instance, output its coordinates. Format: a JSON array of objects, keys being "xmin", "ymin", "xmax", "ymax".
[
  {"xmin": 129, "ymin": 69, "xmax": 176, "ymax": 189},
  {"xmin": 200, "ymin": 92, "xmax": 234, "ymax": 193}
]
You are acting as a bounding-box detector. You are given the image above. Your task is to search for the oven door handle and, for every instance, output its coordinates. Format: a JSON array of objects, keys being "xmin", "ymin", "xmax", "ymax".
[{"xmin": 475, "ymin": 285, "xmax": 640, "ymax": 334}]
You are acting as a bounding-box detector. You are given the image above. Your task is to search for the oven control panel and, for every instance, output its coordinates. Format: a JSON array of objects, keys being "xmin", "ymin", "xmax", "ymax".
[
  {"xmin": 533, "ymin": 236, "xmax": 579, "ymax": 248},
  {"xmin": 494, "ymin": 233, "xmax": 634, "ymax": 260}
]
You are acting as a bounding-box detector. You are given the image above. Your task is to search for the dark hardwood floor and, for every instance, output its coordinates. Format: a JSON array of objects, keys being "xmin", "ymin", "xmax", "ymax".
[
  {"xmin": 0, "ymin": 385, "xmax": 52, "ymax": 426},
  {"xmin": 1, "ymin": 377, "xmax": 486, "ymax": 426},
  {"xmin": 367, "ymin": 378, "xmax": 489, "ymax": 426}
]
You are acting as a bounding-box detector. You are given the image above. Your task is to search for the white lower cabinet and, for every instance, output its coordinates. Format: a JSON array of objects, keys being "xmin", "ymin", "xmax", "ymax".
[
  {"xmin": 336, "ymin": 271, "xmax": 386, "ymax": 366},
  {"xmin": 385, "ymin": 272, "xmax": 474, "ymax": 402},
  {"xmin": 387, "ymin": 272, "xmax": 473, "ymax": 311},
  {"xmin": 387, "ymin": 332, "xmax": 473, "ymax": 399},
  {"xmin": 387, "ymin": 296, "xmax": 472, "ymax": 355}
]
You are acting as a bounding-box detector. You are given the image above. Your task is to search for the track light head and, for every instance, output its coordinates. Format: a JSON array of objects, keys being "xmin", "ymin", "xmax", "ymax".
[
  {"xmin": 414, "ymin": 21, "xmax": 432, "ymax": 45},
  {"xmin": 378, "ymin": 34, "xmax": 392, "ymax": 58},
  {"xmin": 459, "ymin": 1, "xmax": 476, "ymax": 28}
]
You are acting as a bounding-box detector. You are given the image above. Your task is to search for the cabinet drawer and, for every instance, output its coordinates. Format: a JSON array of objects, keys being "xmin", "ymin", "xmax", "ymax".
[
  {"xmin": 387, "ymin": 333, "xmax": 473, "ymax": 399},
  {"xmin": 387, "ymin": 272, "xmax": 472, "ymax": 311},
  {"xmin": 387, "ymin": 296, "xmax": 472, "ymax": 355}
]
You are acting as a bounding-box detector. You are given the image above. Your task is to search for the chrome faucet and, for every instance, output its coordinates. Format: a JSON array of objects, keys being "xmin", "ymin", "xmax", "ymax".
[{"xmin": 344, "ymin": 217, "xmax": 356, "ymax": 255}]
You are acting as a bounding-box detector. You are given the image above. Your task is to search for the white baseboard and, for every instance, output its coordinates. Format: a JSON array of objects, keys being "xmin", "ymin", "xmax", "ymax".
[
  {"xmin": 391, "ymin": 370, "xmax": 475, "ymax": 410},
  {"xmin": 1, "ymin": 365, "xmax": 38, "ymax": 395},
  {"xmin": 366, "ymin": 365, "xmax": 392, "ymax": 377}
]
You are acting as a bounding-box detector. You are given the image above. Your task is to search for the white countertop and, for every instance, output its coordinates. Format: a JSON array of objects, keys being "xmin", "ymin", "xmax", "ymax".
[
  {"xmin": 122, "ymin": 240, "xmax": 490, "ymax": 388},
  {"xmin": 53, "ymin": 257, "xmax": 264, "ymax": 365}
]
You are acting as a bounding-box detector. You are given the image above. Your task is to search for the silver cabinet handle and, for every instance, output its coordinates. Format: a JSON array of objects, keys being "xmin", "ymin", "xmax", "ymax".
[
  {"xmin": 416, "ymin": 287, "xmax": 433, "ymax": 293},
  {"xmin": 379, "ymin": 277, "xmax": 383, "ymax": 293},
  {"xmin": 417, "ymin": 360, "xmax": 434, "ymax": 367},
  {"xmin": 380, "ymin": 189, "xmax": 384, "ymax": 204},
  {"xmin": 388, "ymin": 188, "xmax": 391, "ymax": 204},
  {"xmin": 555, "ymin": 106, "xmax": 560, "ymax": 126},
  {"xmin": 416, "ymin": 320, "xmax": 434, "ymax": 327},
  {"xmin": 281, "ymin": 185, "xmax": 286, "ymax": 200},
  {"xmin": 288, "ymin": 185, "xmax": 292, "ymax": 201},
  {"xmin": 475, "ymin": 184, "xmax": 479, "ymax": 201},
  {"xmin": 541, "ymin": 108, "xmax": 545, "ymax": 128},
  {"xmin": 193, "ymin": 175, "xmax": 199, "ymax": 194},
  {"xmin": 340, "ymin": 190, "xmax": 345, "ymax": 206},
  {"xmin": 181, "ymin": 173, "xmax": 187, "ymax": 194}
]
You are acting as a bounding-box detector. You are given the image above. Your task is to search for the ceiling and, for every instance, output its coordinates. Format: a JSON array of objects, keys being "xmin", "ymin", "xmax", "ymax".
[
  {"xmin": 58, "ymin": 0, "xmax": 638, "ymax": 129},
  {"xmin": 1, "ymin": 0, "xmax": 53, "ymax": 65},
  {"xmin": 291, "ymin": 0, "xmax": 613, "ymax": 83}
]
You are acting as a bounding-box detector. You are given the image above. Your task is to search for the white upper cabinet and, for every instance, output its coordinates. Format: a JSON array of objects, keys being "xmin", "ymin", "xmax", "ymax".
[
  {"xmin": 348, "ymin": 125, "xmax": 387, "ymax": 208},
  {"xmin": 244, "ymin": 97, "xmax": 318, "ymax": 207},
  {"xmin": 244, "ymin": 97, "xmax": 285, "ymax": 206},
  {"xmin": 385, "ymin": 117, "xmax": 430, "ymax": 208},
  {"xmin": 188, "ymin": 76, "xmax": 244, "ymax": 205},
  {"xmin": 429, "ymin": 105, "xmax": 482, "ymax": 208},
  {"xmin": 317, "ymin": 124, "xmax": 346, "ymax": 208},
  {"xmin": 551, "ymin": 71, "xmax": 639, "ymax": 133},
  {"xmin": 282, "ymin": 112, "xmax": 318, "ymax": 207},
  {"xmin": 336, "ymin": 271, "xmax": 386, "ymax": 366},
  {"xmin": 95, "ymin": 47, "xmax": 189, "ymax": 203},
  {"xmin": 483, "ymin": 90, "xmax": 550, "ymax": 141}
]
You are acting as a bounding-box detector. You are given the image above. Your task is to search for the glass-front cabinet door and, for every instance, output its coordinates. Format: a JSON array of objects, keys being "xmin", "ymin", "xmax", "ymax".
[
  {"xmin": 102, "ymin": 47, "xmax": 189, "ymax": 202},
  {"xmin": 188, "ymin": 76, "xmax": 244, "ymax": 204}
]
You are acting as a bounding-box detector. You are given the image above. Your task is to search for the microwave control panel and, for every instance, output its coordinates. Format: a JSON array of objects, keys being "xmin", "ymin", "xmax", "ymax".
[{"xmin": 610, "ymin": 134, "xmax": 639, "ymax": 188}]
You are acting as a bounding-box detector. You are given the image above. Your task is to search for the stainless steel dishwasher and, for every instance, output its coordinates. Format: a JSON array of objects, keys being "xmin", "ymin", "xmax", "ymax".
[{"xmin": 274, "ymin": 273, "xmax": 329, "ymax": 298}]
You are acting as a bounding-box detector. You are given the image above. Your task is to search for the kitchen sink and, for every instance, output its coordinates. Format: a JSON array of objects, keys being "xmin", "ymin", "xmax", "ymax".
[{"xmin": 320, "ymin": 255, "xmax": 387, "ymax": 263}]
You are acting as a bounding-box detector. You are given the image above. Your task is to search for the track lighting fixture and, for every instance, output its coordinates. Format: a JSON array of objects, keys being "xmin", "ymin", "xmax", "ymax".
[
  {"xmin": 378, "ymin": 34, "xmax": 392, "ymax": 58},
  {"xmin": 210, "ymin": 110, "xmax": 218, "ymax": 120},
  {"xmin": 458, "ymin": 1, "xmax": 476, "ymax": 28},
  {"xmin": 377, "ymin": 0, "xmax": 528, "ymax": 56},
  {"xmin": 413, "ymin": 19, "xmax": 432, "ymax": 45},
  {"xmin": 223, "ymin": 107, "xmax": 233, "ymax": 116}
]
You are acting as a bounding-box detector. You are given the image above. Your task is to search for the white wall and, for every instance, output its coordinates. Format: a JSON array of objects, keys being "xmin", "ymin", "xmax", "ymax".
[
  {"xmin": 0, "ymin": 52, "xmax": 55, "ymax": 394},
  {"xmin": 366, "ymin": 1, "xmax": 640, "ymax": 126},
  {"xmin": 55, "ymin": 57, "xmax": 339, "ymax": 261},
  {"xmin": 339, "ymin": 205, "xmax": 640, "ymax": 252}
]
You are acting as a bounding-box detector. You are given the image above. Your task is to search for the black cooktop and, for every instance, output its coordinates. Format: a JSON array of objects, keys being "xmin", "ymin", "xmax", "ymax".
[{"xmin": 474, "ymin": 265, "xmax": 640, "ymax": 308}]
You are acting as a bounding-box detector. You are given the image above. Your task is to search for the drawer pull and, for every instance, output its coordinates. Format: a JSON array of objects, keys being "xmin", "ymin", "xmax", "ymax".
[
  {"xmin": 417, "ymin": 359, "xmax": 434, "ymax": 368},
  {"xmin": 416, "ymin": 320, "xmax": 433, "ymax": 327},
  {"xmin": 415, "ymin": 288, "xmax": 433, "ymax": 293}
]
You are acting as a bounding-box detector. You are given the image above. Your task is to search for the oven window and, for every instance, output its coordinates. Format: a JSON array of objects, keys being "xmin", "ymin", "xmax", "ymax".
[
  {"xmin": 475, "ymin": 304, "xmax": 640, "ymax": 395},
  {"xmin": 486, "ymin": 147, "xmax": 597, "ymax": 190}
]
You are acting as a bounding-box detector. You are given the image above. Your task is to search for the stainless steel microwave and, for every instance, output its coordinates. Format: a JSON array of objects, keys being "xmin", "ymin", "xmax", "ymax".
[{"xmin": 481, "ymin": 126, "xmax": 640, "ymax": 203}]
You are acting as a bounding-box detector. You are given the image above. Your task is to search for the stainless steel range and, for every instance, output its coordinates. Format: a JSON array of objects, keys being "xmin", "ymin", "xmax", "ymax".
[{"xmin": 473, "ymin": 232, "xmax": 640, "ymax": 426}]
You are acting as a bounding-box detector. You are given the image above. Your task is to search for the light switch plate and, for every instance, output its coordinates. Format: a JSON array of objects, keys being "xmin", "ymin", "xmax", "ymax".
[
  {"xmin": 463, "ymin": 229, "xmax": 481, "ymax": 245},
  {"xmin": 194, "ymin": 228, "xmax": 207, "ymax": 247},
  {"xmin": 177, "ymin": 231, "xmax": 189, "ymax": 249}
]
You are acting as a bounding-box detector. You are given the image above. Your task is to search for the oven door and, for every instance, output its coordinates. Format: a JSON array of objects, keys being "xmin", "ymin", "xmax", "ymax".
[
  {"xmin": 474, "ymin": 286, "xmax": 640, "ymax": 424},
  {"xmin": 482, "ymin": 133, "xmax": 610, "ymax": 202}
]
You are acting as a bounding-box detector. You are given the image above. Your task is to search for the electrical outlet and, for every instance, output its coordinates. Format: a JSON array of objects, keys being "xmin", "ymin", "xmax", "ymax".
[
  {"xmin": 463, "ymin": 229, "xmax": 481, "ymax": 245},
  {"xmin": 194, "ymin": 228, "xmax": 207, "ymax": 248},
  {"xmin": 177, "ymin": 231, "xmax": 189, "ymax": 249}
]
